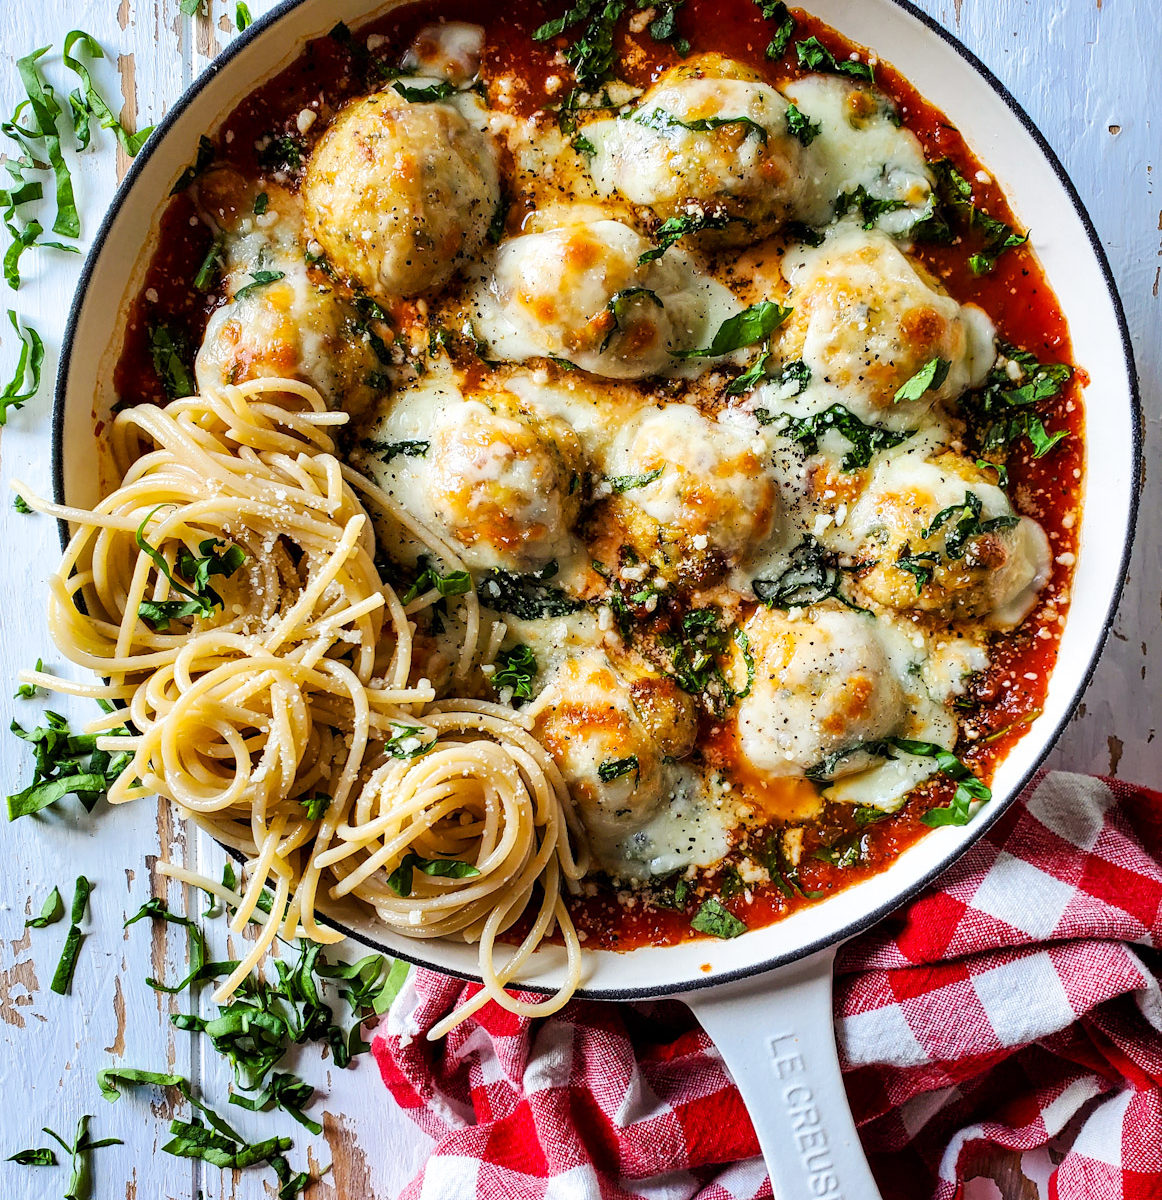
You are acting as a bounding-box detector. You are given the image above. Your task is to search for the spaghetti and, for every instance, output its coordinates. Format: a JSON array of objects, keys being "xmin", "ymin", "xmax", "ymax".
[{"xmin": 17, "ymin": 377, "xmax": 588, "ymax": 1029}]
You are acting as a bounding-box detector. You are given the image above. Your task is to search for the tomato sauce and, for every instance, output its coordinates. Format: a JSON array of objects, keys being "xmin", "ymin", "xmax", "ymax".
[{"xmin": 110, "ymin": 0, "xmax": 1084, "ymax": 952}]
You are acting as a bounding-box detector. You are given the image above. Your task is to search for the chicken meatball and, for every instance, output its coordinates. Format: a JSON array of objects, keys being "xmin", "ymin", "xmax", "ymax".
[
  {"xmin": 840, "ymin": 452, "xmax": 1052, "ymax": 625},
  {"xmin": 423, "ymin": 397, "xmax": 583, "ymax": 572},
  {"xmin": 193, "ymin": 181, "xmax": 380, "ymax": 413},
  {"xmin": 777, "ymin": 228, "xmax": 995, "ymax": 422},
  {"xmin": 586, "ymin": 55, "xmax": 802, "ymax": 243},
  {"xmin": 303, "ymin": 88, "xmax": 499, "ymax": 300},
  {"xmin": 733, "ymin": 607, "xmax": 906, "ymax": 778},
  {"xmin": 534, "ymin": 651, "xmax": 696, "ymax": 868},
  {"xmin": 470, "ymin": 216, "xmax": 736, "ymax": 377},
  {"xmin": 605, "ymin": 404, "xmax": 779, "ymax": 564}
]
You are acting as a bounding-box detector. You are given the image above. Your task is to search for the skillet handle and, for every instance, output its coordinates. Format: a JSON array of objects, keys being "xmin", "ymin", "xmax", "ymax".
[{"xmin": 683, "ymin": 946, "xmax": 882, "ymax": 1200}]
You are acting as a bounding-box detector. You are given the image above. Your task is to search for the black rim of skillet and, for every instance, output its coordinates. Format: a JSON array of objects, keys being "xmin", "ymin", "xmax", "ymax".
[{"xmin": 52, "ymin": 0, "xmax": 1144, "ymax": 999}]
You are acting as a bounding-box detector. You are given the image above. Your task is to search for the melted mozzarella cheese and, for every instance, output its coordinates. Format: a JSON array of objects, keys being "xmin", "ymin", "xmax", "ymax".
[
  {"xmin": 469, "ymin": 216, "xmax": 739, "ymax": 377},
  {"xmin": 355, "ymin": 371, "xmax": 583, "ymax": 572},
  {"xmin": 784, "ymin": 75, "xmax": 933, "ymax": 235},
  {"xmin": 836, "ymin": 451, "xmax": 1052, "ymax": 625},
  {"xmin": 532, "ymin": 650, "xmax": 728, "ymax": 875},
  {"xmin": 773, "ymin": 227, "xmax": 996, "ymax": 424},
  {"xmin": 401, "ymin": 22, "xmax": 484, "ymax": 84},
  {"xmin": 303, "ymin": 87, "xmax": 499, "ymax": 300},
  {"xmin": 194, "ymin": 186, "xmax": 380, "ymax": 414},
  {"xmin": 603, "ymin": 403, "xmax": 781, "ymax": 561},
  {"xmin": 586, "ymin": 56, "xmax": 801, "ymax": 241},
  {"xmin": 733, "ymin": 606, "xmax": 953, "ymax": 780}
]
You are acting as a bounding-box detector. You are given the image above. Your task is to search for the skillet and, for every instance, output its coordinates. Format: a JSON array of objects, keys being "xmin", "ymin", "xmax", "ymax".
[{"xmin": 54, "ymin": 1, "xmax": 1141, "ymax": 1193}]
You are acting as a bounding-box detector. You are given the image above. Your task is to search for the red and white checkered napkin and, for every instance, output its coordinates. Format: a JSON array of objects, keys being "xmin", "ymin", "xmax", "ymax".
[{"xmin": 372, "ymin": 772, "xmax": 1162, "ymax": 1200}]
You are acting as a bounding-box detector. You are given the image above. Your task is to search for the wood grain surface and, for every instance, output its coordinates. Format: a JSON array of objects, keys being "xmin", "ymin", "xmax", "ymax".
[{"xmin": 0, "ymin": 2, "xmax": 1156, "ymax": 1197}]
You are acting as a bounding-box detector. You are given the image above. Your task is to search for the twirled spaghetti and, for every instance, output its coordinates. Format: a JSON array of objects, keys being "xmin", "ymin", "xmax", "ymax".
[{"xmin": 17, "ymin": 377, "xmax": 589, "ymax": 1029}]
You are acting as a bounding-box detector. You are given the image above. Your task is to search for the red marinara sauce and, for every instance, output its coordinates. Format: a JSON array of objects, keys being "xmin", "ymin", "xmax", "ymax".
[{"xmin": 111, "ymin": 1, "xmax": 1084, "ymax": 952}]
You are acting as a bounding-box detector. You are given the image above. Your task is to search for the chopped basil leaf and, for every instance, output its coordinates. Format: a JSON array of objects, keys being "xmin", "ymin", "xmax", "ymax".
[
  {"xmin": 233, "ymin": 269, "xmax": 285, "ymax": 300},
  {"xmin": 922, "ymin": 491, "xmax": 1018, "ymax": 560},
  {"xmin": 894, "ymin": 356, "xmax": 950, "ymax": 404},
  {"xmin": 913, "ymin": 158, "xmax": 1027, "ymax": 271},
  {"xmin": 26, "ymin": 884, "xmax": 63, "ymax": 928},
  {"xmin": 805, "ymin": 736, "xmax": 991, "ymax": 827},
  {"xmin": 236, "ymin": 2, "xmax": 253, "ymax": 30},
  {"xmin": 125, "ymin": 896, "xmax": 208, "ymax": 993},
  {"xmin": 70, "ymin": 874, "xmax": 92, "ymax": 924},
  {"xmin": 0, "ymin": 310, "xmax": 44, "ymax": 422},
  {"xmin": 316, "ymin": 950, "xmax": 408, "ymax": 1015},
  {"xmin": 638, "ymin": 209, "xmax": 733, "ymax": 264},
  {"xmin": 3, "ymin": 218, "xmax": 80, "ymax": 290},
  {"xmin": 785, "ymin": 103, "xmax": 821, "ymax": 146},
  {"xmin": 813, "ymin": 836, "xmax": 864, "ymax": 870},
  {"xmin": 975, "ymin": 458, "xmax": 1008, "ymax": 487},
  {"xmin": 762, "ymin": 831, "xmax": 827, "ymax": 899},
  {"xmin": 726, "ymin": 344, "xmax": 773, "ymax": 396},
  {"xmin": 645, "ymin": 1, "xmax": 689, "ymax": 55},
  {"xmin": 1025, "ymin": 418, "xmax": 1068, "ymax": 457},
  {"xmin": 228, "ymin": 1071, "xmax": 320, "ymax": 1135},
  {"xmin": 572, "ymin": 132, "xmax": 597, "ymax": 156},
  {"xmin": 752, "ymin": 537, "xmax": 867, "ymax": 612},
  {"xmin": 63, "ymin": 31, "xmax": 154, "ymax": 158},
  {"xmin": 533, "ymin": 0, "xmax": 630, "ymax": 92},
  {"xmin": 401, "ymin": 556, "xmax": 471, "ymax": 603},
  {"xmin": 13, "ymin": 493, "xmax": 33, "ymax": 513},
  {"xmin": 15, "ymin": 47, "xmax": 79, "ymax": 238},
  {"xmin": 298, "ymin": 793, "xmax": 330, "ymax": 821},
  {"xmin": 658, "ymin": 607, "xmax": 747, "ymax": 717},
  {"xmin": 193, "ymin": 237, "xmax": 224, "ymax": 291},
  {"xmin": 631, "ymin": 105, "xmax": 769, "ymax": 145},
  {"xmin": 597, "ymin": 755, "xmax": 639, "ymax": 783},
  {"xmin": 490, "ymin": 643, "xmax": 538, "ymax": 700},
  {"xmin": 171, "ymin": 134, "xmax": 215, "ymax": 194},
  {"xmin": 675, "ymin": 300, "xmax": 793, "ymax": 359},
  {"xmin": 135, "ymin": 513, "xmax": 245, "ymax": 630},
  {"xmin": 895, "ymin": 544, "xmax": 940, "ymax": 593},
  {"xmin": 835, "ymin": 184, "xmax": 907, "ymax": 230},
  {"xmin": 148, "ymin": 322, "xmax": 195, "ymax": 399},
  {"xmin": 961, "ymin": 343, "xmax": 1072, "ymax": 458},
  {"xmin": 968, "ymin": 209, "xmax": 1028, "ymax": 275},
  {"xmin": 754, "ymin": 0, "xmax": 796, "ymax": 58},
  {"xmin": 479, "ymin": 560, "xmax": 583, "ymax": 620},
  {"xmin": 600, "ymin": 285, "xmax": 663, "ymax": 353},
  {"xmin": 51, "ymin": 910, "xmax": 86, "ymax": 995},
  {"xmin": 41, "ymin": 1116, "xmax": 122, "ymax": 1200},
  {"xmin": 363, "ymin": 437, "xmax": 430, "ymax": 463},
  {"xmin": 691, "ymin": 897, "xmax": 747, "ymax": 938},
  {"xmin": 384, "ymin": 722, "xmax": 436, "ymax": 760},
  {"xmin": 487, "ymin": 194, "xmax": 509, "ymax": 244},
  {"xmin": 795, "ymin": 36, "xmax": 873, "ymax": 81},
  {"xmin": 606, "ymin": 466, "xmax": 663, "ymax": 493},
  {"xmin": 253, "ymin": 190, "xmax": 268, "ymax": 215},
  {"xmin": 386, "ymin": 851, "xmax": 482, "ymax": 897},
  {"xmin": 256, "ymin": 134, "xmax": 306, "ymax": 174},
  {"xmin": 392, "ymin": 80, "xmax": 458, "ymax": 103},
  {"xmin": 784, "ymin": 219, "xmax": 826, "ymax": 248},
  {"xmin": 7, "ymin": 1146, "xmax": 57, "ymax": 1165},
  {"xmin": 14, "ymin": 657, "xmax": 44, "ymax": 699},
  {"xmin": 7, "ymin": 707, "xmax": 133, "ymax": 819},
  {"xmin": 780, "ymin": 404, "xmax": 913, "ymax": 470}
]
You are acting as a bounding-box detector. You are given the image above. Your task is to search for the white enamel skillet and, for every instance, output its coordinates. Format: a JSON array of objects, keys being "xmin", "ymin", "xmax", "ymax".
[{"xmin": 54, "ymin": 2, "xmax": 1141, "ymax": 1195}]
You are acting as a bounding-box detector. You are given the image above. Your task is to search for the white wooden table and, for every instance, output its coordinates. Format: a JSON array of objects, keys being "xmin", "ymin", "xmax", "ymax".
[{"xmin": 0, "ymin": 2, "xmax": 1157, "ymax": 1197}]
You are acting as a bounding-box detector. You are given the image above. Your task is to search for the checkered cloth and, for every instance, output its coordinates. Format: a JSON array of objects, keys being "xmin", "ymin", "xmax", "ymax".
[{"xmin": 372, "ymin": 772, "xmax": 1162, "ymax": 1199}]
